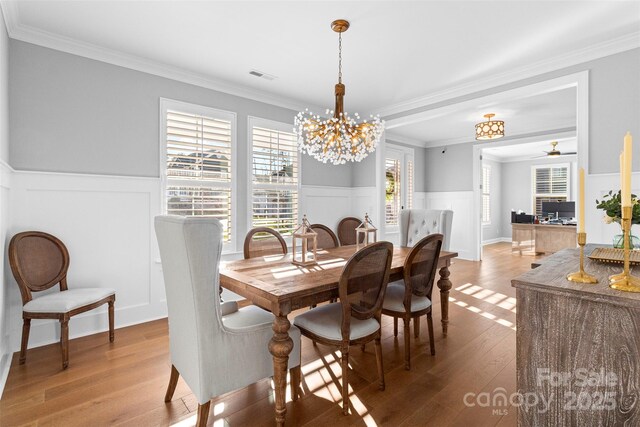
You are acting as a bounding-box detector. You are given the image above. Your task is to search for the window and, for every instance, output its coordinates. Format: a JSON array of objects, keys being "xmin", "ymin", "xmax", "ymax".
[
  {"xmin": 482, "ymin": 165, "xmax": 491, "ymax": 224},
  {"xmin": 385, "ymin": 158, "xmax": 401, "ymax": 226},
  {"xmin": 385, "ymin": 146, "xmax": 415, "ymax": 228},
  {"xmin": 250, "ymin": 118, "xmax": 299, "ymax": 236},
  {"xmin": 533, "ymin": 164, "xmax": 569, "ymax": 216},
  {"xmin": 161, "ymin": 99, "xmax": 236, "ymax": 246}
]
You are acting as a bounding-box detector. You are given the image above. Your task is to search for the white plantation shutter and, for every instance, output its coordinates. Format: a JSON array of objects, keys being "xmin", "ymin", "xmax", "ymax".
[
  {"xmin": 533, "ymin": 165, "xmax": 569, "ymax": 215},
  {"xmin": 251, "ymin": 121, "xmax": 299, "ymax": 236},
  {"xmin": 163, "ymin": 103, "xmax": 235, "ymax": 244},
  {"xmin": 482, "ymin": 166, "xmax": 491, "ymax": 223},
  {"xmin": 385, "ymin": 158, "xmax": 401, "ymax": 225},
  {"xmin": 407, "ymin": 159, "xmax": 414, "ymax": 209}
]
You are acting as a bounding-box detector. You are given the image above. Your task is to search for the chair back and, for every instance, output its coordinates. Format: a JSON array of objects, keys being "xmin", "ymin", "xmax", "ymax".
[
  {"xmin": 400, "ymin": 209, "xmax": 453, "ymax": 251},
  {"xmin": 339, "ymin": 242, "xmax": 393, "ymax": 339},
  {"xmin": 337, "ymin": 217, "xmax": 364, "ymax": 246},
  {"xmin": 154, "ymin": 216, "xmax": 225, "ymax": 403},
  {"xmin": 403, "ymin": 234, "xmax": 443, "ymax": 302},
  {"xmin": 310, "ymin": 224, "xmax": 339, "ymax": 249},
  {"xmin": 9, "ymin": 231, "xmax": 70, "ymax": 305},
  {"xmin": 243, "ymin": 227, "xmax": 288, "ymax": 259}
]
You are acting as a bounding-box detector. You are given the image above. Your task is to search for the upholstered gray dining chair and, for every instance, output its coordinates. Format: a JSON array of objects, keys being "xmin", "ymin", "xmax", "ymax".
[
  {"xmin": 400, "ymin": 209, "xmax": 453, "ymax": 250},
  {"xmin": 155, "ymin": 216, "xmax": 301, "ymax": 427}
]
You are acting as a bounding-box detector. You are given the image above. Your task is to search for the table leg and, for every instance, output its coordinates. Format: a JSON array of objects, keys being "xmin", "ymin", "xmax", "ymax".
[
  {"xmin": 268, "ymin": 314, "xmax": 294, "ymax": 426},
  {"xmin": 437, "ymin": 265, "xmax": 452, "ymax": 336}
]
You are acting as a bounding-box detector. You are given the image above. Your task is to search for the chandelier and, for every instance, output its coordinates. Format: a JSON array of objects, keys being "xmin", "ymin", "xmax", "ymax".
[
  {"xmin": 294, "ymin": 19, "xmax": 384, "ymax": 165},
  {"xmin": 475, "ymin": 113, "xmax": 505, "ymax": 140}
]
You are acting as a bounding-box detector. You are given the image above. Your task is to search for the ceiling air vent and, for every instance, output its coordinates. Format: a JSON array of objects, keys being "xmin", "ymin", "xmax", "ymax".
[{"xmin": 249, "ymin": 69, "xmax": 276, "ymax": 81}]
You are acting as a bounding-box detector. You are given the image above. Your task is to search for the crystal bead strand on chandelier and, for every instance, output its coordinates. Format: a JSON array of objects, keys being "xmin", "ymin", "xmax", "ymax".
[{"xmin": 294, "ymin": 19, "xmax": 385, "ymax": 165}]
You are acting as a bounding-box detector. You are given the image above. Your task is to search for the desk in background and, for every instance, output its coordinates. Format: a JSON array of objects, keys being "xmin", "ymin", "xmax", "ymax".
[{"xmin": 512, "ymin": 223, "xmax": 577, "ymax": 254}]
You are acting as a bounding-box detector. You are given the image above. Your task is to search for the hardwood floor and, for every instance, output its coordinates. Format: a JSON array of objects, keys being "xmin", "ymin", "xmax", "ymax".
[{"xmin": 0, "ymin": 243, "xmax": 543, "ymax": 426}]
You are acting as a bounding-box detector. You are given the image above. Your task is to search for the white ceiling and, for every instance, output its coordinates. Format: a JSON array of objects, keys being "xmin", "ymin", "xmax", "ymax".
[
  {"xmin": 4, "ymin": 1, "xmax": 640, "ymax": 115},
  {"xmin": 387, "ymin": 86, "xmax": 576, "ymax": 145},
  {"xmin": 483, "ymin": 137, "xmax": 577, "ymax": 162}
]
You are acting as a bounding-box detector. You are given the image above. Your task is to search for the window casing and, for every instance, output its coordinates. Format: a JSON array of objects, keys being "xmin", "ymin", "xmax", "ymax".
[
  {"xmin": 249, "ymin": 117, "xmax": 300, "ymax": 237},
  {"xmin": 482, "ymin": 165, "xmax": 491, "ymax": 224},
  {"xmin": 160, "ymin": 99, "xmax": 236, "ymax": 251},
  {"xmin": 532, "ymin": 164, "xmax": 569, "ymax": 216}
]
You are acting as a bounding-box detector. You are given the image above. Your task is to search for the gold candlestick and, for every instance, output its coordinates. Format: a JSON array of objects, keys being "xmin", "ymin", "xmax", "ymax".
[
  {"xmin": 609, "ymin": 206, "xmax": 640, "ymax": 291},
  {"xmin": 567, "ymin": 232, "xmax": 598, "ymax": 283}
]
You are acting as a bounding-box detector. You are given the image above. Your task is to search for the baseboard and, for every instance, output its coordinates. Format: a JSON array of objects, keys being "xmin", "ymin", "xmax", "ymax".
[
  {"xmin": 0, "ymin": 351, "xmax": 11, "ymax": 399},
  {"xmin": 482, "ymin": 237, "xmax": 511, "ymax": 245}
]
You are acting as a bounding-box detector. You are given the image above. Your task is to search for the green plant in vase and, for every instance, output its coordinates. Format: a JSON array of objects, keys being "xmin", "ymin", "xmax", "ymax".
[{"xmin": 595, "ymin": 190, "xmax": 640, "ymax": 249}]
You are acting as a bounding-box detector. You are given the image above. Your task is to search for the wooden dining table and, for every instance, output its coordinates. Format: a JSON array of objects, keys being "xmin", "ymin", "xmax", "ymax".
[{"xmin": 219, "ymin": 244, "xmax": 458, "ymax": 426}]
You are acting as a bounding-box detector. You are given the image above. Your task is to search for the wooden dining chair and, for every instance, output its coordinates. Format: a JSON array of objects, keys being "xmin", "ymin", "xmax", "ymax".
[
  {"xmin": 310, "ymin": 223, "xmax": 339, "ymax": 249},
  {"xmin": 9, "ymin": 231, "xmax": 116, "ymax": 369},
  {"xmin": 156, "ymin": 216, "xmax": 301, "ymax": 427},
  {"xmin": 382, "ymin": 234, "xmax": 443, "ymax": 370},
  {"xmin": 243, "ymin": 227, "xmax": 288, "ymax": 259},
  {"xmin": 337, "ymin": 216, "xmax": 364, "ymax": 246},
  {"xmin": 294, "ymin": 241, "xmax": 393, "ymax": 415}
]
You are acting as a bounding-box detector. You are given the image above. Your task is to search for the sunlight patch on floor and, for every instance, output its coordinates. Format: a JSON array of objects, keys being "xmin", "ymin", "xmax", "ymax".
[
  {"xmin": 455, "ymin": 283, "xmax": 517, "ymax": 313},
  {"xmin": 450, "ymin": 296, "xmax": 516, "ymax": 331},
  {"xmin": 214, "ymin": 402, "xmax": 225, "ymax": 416},
  {"xmin": 170, "ymin": 414, "xmax": 197, "ymax": 427}
]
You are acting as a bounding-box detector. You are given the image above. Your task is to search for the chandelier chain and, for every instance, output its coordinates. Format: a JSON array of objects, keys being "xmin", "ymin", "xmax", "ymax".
[{"xmin": 338, "ymin": 32, "xmax": 342, "ymax": 84}]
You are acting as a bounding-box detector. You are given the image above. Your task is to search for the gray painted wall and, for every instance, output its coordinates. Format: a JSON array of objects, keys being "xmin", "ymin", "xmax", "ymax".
[
  {"xmin": 351, "ymin": 151, "xmax": 376, "ymax": 187},
  {"xmin": 395, "ymin": 48, "xmax": 640, "ymax": 186},
  {"xmin": 501, "ymin": 156, "xmax": 577, "ymax": 238},
  {"xmin": 425, "ymin": 142, "xmax": 474, "ymax": 192},
  {"xmin": 482, "ymin": 158, "xmax": 502, "ymax": 242},
  {"xmin": 0, "ymin": 7, "xmax": 9, "ymax": 391},
  {"xmin": 0, "ymin": 12, "xmax": 6, "ymax": 164},
  {"xmin": 9, "ymin": 40, "xmax": 352, "ymax": 188}
]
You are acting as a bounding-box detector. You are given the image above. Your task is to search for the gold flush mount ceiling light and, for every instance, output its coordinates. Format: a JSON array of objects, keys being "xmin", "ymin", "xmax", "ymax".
[
  {"xmin": 294, "ymin": 19, "xmax": 384, "ymax": 165},
  {"xmin": 475, "ymin": 113, "xmax": 505, "ymax": 141}
]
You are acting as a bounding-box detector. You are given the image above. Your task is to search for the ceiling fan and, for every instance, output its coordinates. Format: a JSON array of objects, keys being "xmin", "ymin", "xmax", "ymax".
[{"xmin": 533, "ymin": 141, "xmax": 577, "ymax": 158}]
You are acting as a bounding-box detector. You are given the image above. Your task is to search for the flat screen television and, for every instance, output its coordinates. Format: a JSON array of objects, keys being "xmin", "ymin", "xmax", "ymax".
[{"xmin": 541, "ymin": 201, "xmax": 575, "ymax": 219}]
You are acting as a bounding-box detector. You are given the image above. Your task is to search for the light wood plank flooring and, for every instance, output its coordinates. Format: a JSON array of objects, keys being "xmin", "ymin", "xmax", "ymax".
[{"xmin": 0, "ymin": 242, "xmax": 542, "ymax": 426}]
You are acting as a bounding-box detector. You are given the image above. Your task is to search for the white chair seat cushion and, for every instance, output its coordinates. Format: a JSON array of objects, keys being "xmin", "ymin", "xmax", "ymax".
[
  {"xmin": 382, "ymin": 281, "xmax": 432, "ymax": 313},
  {"xmin": 23, "ymin": 288, "xmax": 115, "ymax": 314},
  {"xmin": 222, "ymin": 305, "xmax": 274, "ymax": 330},
  {"xmin": 293, "ymin": 303, "xmax": 380, "ymax": 341},
  {"xmin": 222, "ymin": 305, "xmax": 301, "ymax": 369}
]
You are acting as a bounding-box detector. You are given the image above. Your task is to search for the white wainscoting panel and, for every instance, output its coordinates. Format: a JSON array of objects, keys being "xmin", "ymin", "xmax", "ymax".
[
  {"xmin": 0, "ymin": 161, "xmax": 12, "ymax": 397},
  {"xmin": 414, "ymin": 192, "xmax": 427, "ymax": 209},
  {"xmin": 9, "ymin": 171, "xmax": 165, "ymax": 350},
  {"xmin": 424, "ymin": 191, "xmax": 475, "ymax": 260},
  {"xmin": 351, "ymin": 186, "xmax": 378, "ymax": 226},
  {"xmin": 299, "ymin": 185, "xmax": 353, "ymax": 231}
]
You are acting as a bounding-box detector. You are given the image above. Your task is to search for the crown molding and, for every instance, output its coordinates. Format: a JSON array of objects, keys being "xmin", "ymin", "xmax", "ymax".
[
  {"xmin": 423, "ymin": 127, "xmax": 577, "ymax": 150},
  {"xmin": 0, "ymin": 1, "xmax": 323, "ymax": 113},
  {"xmin": 422, "ymin": 125, "xmax": 577, "ymax": 149},
  {"xmin": 384, "ymin": 133, "xmax": 427, "ymax": 148},
  {"xmin": 374, "ymin": 31, "xmax": 640, "ymax": 118},
  {"xmin": 481, "ymin": 153, "xmax": 501, "ymax": 163},
  {"xmin": 498, "ymin": 153, "xmax": 578, "ymax": 164},
  {"xmin": 2, "ymin": 1, "xmax": 638, "ymax": 119}
]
